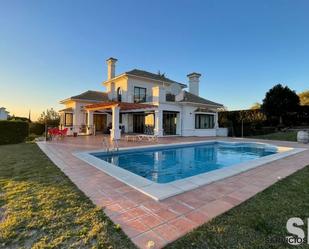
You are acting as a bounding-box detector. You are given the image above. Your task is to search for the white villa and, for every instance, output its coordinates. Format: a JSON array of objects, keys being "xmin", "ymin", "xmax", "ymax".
[
  {"xmin": 0, "ymin": 107, "xmax": 9, "ymax": 120},
  {"xmin": 59, "ymin": 57, "xmax": 227, "ymax": 139}
]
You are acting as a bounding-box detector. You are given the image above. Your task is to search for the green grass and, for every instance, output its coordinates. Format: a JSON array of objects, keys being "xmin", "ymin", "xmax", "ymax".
[
  {"xmin": 248, "ymin": 131, "xmax": 297, "ymax": 142},
  {"xmin": 0, "ymin": 143, "xmax": 136, "ymax": 249},
  {"xmin": 1, "ymin": 143, "xmax": 308, "ymax": 249},
  {"xmin": 167, "ymin": 165, "xmax": 309, "ymax": 249}
]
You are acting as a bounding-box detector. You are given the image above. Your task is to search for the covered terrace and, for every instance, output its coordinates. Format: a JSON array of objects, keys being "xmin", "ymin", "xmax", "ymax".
[{"xmin": 85, "ymin": 101, "xmax": 159, "ymax": 139}]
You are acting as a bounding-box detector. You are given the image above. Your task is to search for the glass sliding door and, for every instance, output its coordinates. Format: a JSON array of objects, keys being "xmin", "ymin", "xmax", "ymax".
[
  {"xmin": 132, "ymin": 112, "xmax": 155, "ymax": 134},
  {"xmin": 133, "ymin": 114, "xmax": 145, "ymax": 133},
  {"xmin": 163, "ymin": 111, "xmax": 178, "ymax": 135}
]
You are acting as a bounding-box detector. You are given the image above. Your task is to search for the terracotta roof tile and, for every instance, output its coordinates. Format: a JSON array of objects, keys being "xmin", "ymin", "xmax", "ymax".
[
  {"xmin": 70, "ymin": 90, "xmax": 109, "ymax": 102},
  {"xmin": 126, "ymin": 69, "xmax": 187, "ymax": 87},
  {"xmin": 85, "ymin": 102, "xmax": 157, "ymax": 111},
  {"xmin": 180, "ymin": 91, "xmax": 223, "ymax": 107}
]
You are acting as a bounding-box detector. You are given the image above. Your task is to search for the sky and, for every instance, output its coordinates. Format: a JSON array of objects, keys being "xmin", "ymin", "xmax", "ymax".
[{"xmin": 0, "ymin": 0, "xmax": 309, "ymax": 120}]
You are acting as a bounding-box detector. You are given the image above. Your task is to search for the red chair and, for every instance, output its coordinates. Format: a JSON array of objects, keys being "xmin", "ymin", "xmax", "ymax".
[
  {"xmin": 59, "ymin": 128, "xmax": 68, "ymax": 137},
  {"xmin": 48, "ymin": 128, "xmax": 62, "ymax": 140}
]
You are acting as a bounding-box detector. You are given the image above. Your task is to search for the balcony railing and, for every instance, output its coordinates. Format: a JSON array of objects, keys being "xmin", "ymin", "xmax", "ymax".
[
  {"xmin": 111, "ymin": 95, "xmax": 153, "ymax": 103},
  {"xmin": 134, "ymin": 95, "xmax": 153, "ymax": 103}
]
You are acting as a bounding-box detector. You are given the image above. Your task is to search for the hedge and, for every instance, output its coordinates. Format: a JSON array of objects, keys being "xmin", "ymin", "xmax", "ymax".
[
  {"xmin": 218, "ymin": 107, "xmax": 309, "ymax": 137},
  {"xmin": 0, "ymin": 120, "xmax": 29, "ymax": 145},
  {"xmin": 29, "ymin": 122, "xmax": 45, "ymax": 135},
  {"xmin": 218, "ymin": 109, "xmax": 267, "ymax": 137}
]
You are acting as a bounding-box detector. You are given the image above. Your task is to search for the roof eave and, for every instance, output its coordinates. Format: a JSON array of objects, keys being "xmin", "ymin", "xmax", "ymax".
[
  {"xmin": 59, "ymin": 98, "xmax": 73, "ymax": 104},
  {"xmin": 102, "ymin": 72, "xmax": 187, "ymax": 88},
  {"xmin": 59, "ymin": 98, "xmax": 109, "ymax": 104},
  {"xmin": 127, "ymin": 73, "xmax": 187, "ymax": 88},
  {"xmin": 102, "ymin": 73, "xmax": 127, "ymax": 85},
  {"xmin": 179, "ymin": 101, "xmax": 223, "ymax": 108},
  {"xmin": 71, "ymin": 98, "xmax": 108, "ymax": 103}
]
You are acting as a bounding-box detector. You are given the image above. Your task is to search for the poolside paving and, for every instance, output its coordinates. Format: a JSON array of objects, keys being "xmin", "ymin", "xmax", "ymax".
[{"xmin": 37, "ymin": 135, "xmax": 309, "ymax": 249}]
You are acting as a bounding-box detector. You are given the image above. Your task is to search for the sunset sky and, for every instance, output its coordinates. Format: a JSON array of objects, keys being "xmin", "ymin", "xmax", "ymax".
[{"xmin": 1, "ymin": 0, "xmax": 309, "ymax": 120}]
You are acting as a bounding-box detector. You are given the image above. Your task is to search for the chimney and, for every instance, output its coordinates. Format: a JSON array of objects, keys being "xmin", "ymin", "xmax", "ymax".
[
  {"xmin": 106, "ymin": 57, "xmax": 117, "ymax": 80},
  {"xmin": 187, "ymin": 72, "xmax": 201, "ymax": 96}
]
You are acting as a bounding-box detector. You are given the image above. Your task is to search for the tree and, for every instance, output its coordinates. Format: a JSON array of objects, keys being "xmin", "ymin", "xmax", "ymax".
[
  {"xmin": 8, "ymin": 115, "xmax": 30, "ymax": 122},
  {"xmin": 298, "ymin": 90, "xmax": 309, "ymax": 106},
  {"xmin": 38, "ymin": 108, "xmax": 60, "ymax": 126},
  {"xmin": 261, "ymin": 84, "xmax": 300, "ymax": 124},
  {"xmin": 250, "ymin": 102, "xmax": 261, "ymax": 110}
]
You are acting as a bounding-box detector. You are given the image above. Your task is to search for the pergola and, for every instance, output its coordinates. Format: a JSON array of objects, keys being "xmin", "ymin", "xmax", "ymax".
[{"xmin": 85, "ymin": 101, "xmax": 158, "ymax": 139}]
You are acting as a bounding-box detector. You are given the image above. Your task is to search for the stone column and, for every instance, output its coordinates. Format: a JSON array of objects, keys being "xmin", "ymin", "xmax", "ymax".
[
  {"xmin": 177, "ymin": 112, "xmax": 182, "ymax": 135},
  {"xmin": 214, "ymin": 113, "xmax": 219, "ymax": 129},
  {"xmin": 154, "ymin": 109, "xmax": 164, "ymax": 137},
  {"xmin": 87, "ymin": 110, "xmax": 94, "ymax": 135},
  {"xmin": 110, "ymin": 105, "xmax": 121, "ymax": 140},
  {"xmin": 73, "ymin": 108, "xmax": 78, "ymax": 134}
]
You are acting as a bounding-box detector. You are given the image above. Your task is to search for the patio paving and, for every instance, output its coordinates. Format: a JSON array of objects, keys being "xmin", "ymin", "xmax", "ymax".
[{"xmin": 37, "ymin": 135, "xmax": 309, "ymax": 249}]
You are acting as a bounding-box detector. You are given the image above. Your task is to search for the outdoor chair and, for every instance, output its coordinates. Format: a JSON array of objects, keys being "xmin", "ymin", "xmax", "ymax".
[
  {"xmin": 137, "ymin": 134, "xmax": 158, "ymax": 142},
  {"xmin": 48, "ymin": 128, "xmax": 68, "ymax": 140}
]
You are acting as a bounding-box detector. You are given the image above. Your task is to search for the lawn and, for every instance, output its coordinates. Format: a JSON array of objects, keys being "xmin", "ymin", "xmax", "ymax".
[
  {"xmin": 0, "ymin": 143, "xmax": 136, "ymax": 249},
  {"xmin": 248, "ymin": 131, "xmax": 297, "ymax": 142},
  {"xmin": 1, "ymin": 143, "xmax": 308, "ymax": 249}
]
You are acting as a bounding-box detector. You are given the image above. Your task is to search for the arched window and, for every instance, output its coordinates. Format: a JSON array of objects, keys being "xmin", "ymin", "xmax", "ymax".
[{"xmin": 117, "ymin": 87, "xmax": 122, "ymax": 102}]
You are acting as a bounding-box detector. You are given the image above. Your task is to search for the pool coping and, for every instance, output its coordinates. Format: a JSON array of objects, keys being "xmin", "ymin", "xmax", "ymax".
[{"xmin": 73, "ymin": 140, "xmax": 307, "ymax": 201}]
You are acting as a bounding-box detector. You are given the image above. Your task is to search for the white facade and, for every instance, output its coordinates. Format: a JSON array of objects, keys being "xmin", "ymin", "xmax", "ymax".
[
  {"xmin": 0, "ymin": 107, "xmax": 9, "ymax": 120},
  {"xmin": 59, "ymin": 58, "xmax": 227, "ymax": 138}
]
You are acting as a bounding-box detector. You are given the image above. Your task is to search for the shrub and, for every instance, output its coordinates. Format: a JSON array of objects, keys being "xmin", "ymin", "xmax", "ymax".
[
  {"xmin": 0, "ymin": 121, "xmax": 29, "ymax": 145},
  {"xmin": 25, "ymin": 133, "xmax": 40, "ymax": 142},
  {"xmin": 29, "ymin": 122, "xmax": 45, "ymax": 135}
]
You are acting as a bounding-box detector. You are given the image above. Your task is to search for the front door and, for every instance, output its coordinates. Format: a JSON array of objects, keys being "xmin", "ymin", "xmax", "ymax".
[
  {"xmin": 163, "ymin": 111, "xmax": 178, "ymax": 135},
  {"xmin": 93, "ymin": 114, "xmax": 107, "ymax": 132}
]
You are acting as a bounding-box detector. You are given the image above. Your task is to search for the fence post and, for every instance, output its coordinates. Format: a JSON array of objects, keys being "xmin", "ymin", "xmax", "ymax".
[{"xmin": 45, "ymin": 123, "xmax": 48, "ymax": 141}]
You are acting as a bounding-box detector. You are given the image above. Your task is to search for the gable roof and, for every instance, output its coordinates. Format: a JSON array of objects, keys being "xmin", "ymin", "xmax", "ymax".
[
  {"xmin": 126, "ymin": 69, "xmax": 187, "ymax": 88},
  {"xmin": 59, "ymin": 107, "xmax": 73, "ymax": 112},
  {"xmin": 61, "ymin": 90, "xmax": 109, "ymax": 103},
  {"xmin": 179, "ymin": 91, "xmax": 223, "ymax": 107}
]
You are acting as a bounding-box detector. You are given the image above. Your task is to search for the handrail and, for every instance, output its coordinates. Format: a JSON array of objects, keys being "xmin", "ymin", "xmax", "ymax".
[
  {"xmin": 103, "ymin": 136, "xmax": 110, "ymax": 153},
  {"xmin": 109, "ymin": 138, "xmax": 119, "ymax": 153},
  {"xmin": 113, "ymin": 139, "xmax": 119, "ymax": 152},
  {"xmin": 103, "ymin": 136, "xmax": 119, "ymax": 154}
]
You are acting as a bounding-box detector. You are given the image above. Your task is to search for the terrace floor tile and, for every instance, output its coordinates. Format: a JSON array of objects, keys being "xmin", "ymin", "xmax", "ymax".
[{"xmin": 37, "ymin": 135, "xmax": 309, "ymax": 248}]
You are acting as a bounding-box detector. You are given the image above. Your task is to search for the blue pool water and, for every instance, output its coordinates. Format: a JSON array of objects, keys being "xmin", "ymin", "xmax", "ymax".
[{"xmin": 93, "ymin": 142, "xmax": 278, "ymax": 183}]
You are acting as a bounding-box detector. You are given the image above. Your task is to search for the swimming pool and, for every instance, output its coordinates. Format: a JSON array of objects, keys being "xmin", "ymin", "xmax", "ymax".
[
  {"xmin": 93, "ymin": 142, "xmax": 277, "ymax": 183},
  {"xmin": 74, "ymin": 140, "xmax": 302, "ymax": 200}
]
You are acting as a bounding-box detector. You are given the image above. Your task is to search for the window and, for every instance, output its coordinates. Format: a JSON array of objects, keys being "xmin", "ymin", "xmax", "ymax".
[
  {"xmin": 134, "ymin": 87, "xmax": 146, "ymax": 103},
  {"xmin": 166, "ymin": 93, "xmax": 175, "ymax": 102},
  {"xmin": 195, "ymin": 114, "xmax": 214, "ymax": 129},
  {"xmin": 117, "ymin": 87, "xmax": 122, "ymax": 102},
  {"xmin": 65, "ymin": 113, "xmax": 73, "ymax": 126}
]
